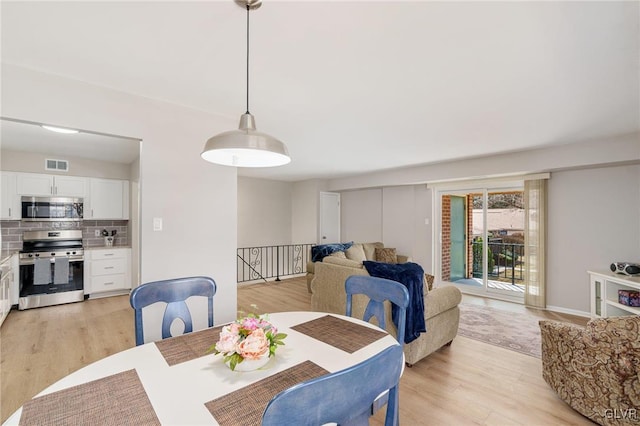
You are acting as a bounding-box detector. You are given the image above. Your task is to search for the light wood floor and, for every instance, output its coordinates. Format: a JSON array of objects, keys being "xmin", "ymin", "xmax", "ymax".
[{"xmin": 1, "ymin": 277, "xmax": 594, "ymax": 425}]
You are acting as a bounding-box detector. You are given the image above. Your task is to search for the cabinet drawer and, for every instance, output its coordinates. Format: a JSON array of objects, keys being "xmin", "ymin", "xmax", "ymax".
[
  {"xmin": 91, "ymin": 258, "xmax": 127, "ymax": 276},
  {"xmin": 91, "ymin": 249, "xmax": 127, "ymax": 260},
  {"xmin": 92, "ymin": 274, "xmax": 127, "ymax": 292}
]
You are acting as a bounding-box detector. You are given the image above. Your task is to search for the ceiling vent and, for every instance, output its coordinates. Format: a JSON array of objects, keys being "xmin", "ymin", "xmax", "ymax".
[{"xmin": 45, "ymin": 159, "xmax": 69, "ymax": 172}]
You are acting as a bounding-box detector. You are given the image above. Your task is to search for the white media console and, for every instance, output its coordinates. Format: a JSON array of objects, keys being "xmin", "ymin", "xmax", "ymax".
[{"xmin": 588, "ymin": 270, "xmax": 640, "ymax": 318}]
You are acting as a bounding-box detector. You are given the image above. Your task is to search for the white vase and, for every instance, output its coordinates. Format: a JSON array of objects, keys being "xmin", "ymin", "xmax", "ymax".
[{"xmin": 226, "ymin": 352, "xmax": 271, "ymax": 372}]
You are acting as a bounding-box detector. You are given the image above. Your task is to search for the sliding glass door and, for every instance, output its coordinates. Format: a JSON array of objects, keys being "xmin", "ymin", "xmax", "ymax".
[{"xmin": 437, "ymin": 183, "xmax": 525, "ymax": 302}]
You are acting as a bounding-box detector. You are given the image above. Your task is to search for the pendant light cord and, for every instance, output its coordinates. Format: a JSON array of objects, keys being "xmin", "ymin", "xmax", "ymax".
[{"xmin": 246, "ymin": 4, "xmax": 250, "ymax": 114}]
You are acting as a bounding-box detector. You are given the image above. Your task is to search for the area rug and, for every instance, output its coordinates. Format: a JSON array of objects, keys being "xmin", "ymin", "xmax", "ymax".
[{"xmin": 458, "ymin": 303, "xmax": 542, "ymax": 358}]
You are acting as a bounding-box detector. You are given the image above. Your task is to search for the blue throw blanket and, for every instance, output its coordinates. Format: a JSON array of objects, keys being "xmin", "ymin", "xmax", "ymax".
[
  {"xmin": 363, "ymin": 261, "xmax": 426, "ymax": 344},
  {"xmin": 311, "ymin": 242, "xmax": 353, "ymax": 262}
]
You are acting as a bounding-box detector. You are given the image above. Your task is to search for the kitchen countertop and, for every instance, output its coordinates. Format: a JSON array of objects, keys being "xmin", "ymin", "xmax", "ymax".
[
  {"xmin": 85, "ymin": 245, "xmax": 132, "ymax": 250},
  {"xmin": 0, "ymin": 250, "xmax": 18, "ymax": 264}
]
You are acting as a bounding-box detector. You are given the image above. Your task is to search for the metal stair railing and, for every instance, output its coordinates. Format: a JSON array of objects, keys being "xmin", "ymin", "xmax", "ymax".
[{"xmin": 237, "ymin": 243, "xmax": 313, "ymax": 283}]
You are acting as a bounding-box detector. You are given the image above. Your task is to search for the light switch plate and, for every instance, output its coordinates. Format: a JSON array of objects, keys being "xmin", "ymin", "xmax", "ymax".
[{"xmin": 153, "ymin": 217, "xmax": 163, "ymax": 231}]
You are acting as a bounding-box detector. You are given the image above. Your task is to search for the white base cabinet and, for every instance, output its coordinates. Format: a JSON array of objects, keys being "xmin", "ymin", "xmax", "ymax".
[
  {"xmin": 0, "ymin": 255, "xmax": 15, "ymax": 327},
  {"xmin": 589, "ymin": 270, "xmax": 640, "ymax": 318},
  {"xmin": 85, "ymin": 248, "xmax": 131, "ymax": 298}
]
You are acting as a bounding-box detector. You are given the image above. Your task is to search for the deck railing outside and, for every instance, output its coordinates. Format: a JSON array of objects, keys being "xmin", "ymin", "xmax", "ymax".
[
  {"xmin": 472, "ymin": 241, "xmax": 524, "ymax": 285},
  {"xmin": 237, "ymin": 243, "xmax": 313, "ymax": 283}
]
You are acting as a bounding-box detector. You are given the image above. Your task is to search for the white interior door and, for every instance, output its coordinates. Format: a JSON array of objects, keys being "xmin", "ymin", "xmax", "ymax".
[{"xmin": 319, "ymin": 192, "xmax": 340, "ymax": 244}]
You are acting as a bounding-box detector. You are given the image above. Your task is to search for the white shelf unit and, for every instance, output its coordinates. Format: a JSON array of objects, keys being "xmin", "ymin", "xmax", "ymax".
[{"xmin": 588, "ymin": 270, "xmax": 640, "ymax": 318}]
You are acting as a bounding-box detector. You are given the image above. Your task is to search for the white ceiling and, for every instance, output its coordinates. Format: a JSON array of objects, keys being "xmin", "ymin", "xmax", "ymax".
[
  {"xmin": 1, "ymin": 1, "xmax": 638, "ymax": 181},
  {"xmin": 0, "ymin": 118, "xmax": 141, "ymax": 164}
]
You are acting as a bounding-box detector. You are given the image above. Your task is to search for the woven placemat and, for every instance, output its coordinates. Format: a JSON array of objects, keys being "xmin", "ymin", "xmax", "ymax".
[
  {"xmin": 155, "ymin": 326, "xmax": 223, "ymax": 366},
  {"xmin": 19, "ymin": 369, "xmax": 160, "ymax": 425},
  {"xmin": 290, "ymin": 315, "xmax": 387, "ymax": 353},
  {"xmin": 205, "ymin": 360, "xmax": 328, "ymax": 425}
]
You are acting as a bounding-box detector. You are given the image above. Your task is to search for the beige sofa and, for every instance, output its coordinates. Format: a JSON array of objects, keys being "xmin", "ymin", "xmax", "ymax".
[
  {"xmin": 308, "ymin": 243, "xmax": 462, "ymax": 366},
  {"xmin": 306, "ymin": 242, "xmax": 409, "ymax": 293}
]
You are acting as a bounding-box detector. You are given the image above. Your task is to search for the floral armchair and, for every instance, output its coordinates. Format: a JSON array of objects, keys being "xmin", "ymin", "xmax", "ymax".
[{"xmin": 539, "ymin": 316, "xmax": 640, "ymax": 426}]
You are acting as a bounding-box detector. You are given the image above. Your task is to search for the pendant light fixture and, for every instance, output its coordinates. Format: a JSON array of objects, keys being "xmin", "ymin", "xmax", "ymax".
[{"xmin": 201, "ymin": 0, "xmax": 290, "ymax": 167}]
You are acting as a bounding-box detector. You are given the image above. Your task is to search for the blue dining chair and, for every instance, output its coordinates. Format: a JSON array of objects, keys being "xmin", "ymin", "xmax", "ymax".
[
  {"xmin": 345, "ymin": 275, "xmax": 410, "ymax": 345},
  {"xmin": 261, "ymin": 344, "xmax": 404, "ymax": 426},
  {"xmin": 345, "ymin": 275, "xmax": 410, "ymax": 418},
  {"xmin": 129, "ymin": 276, "xmax": 216, "ymax": 346}
]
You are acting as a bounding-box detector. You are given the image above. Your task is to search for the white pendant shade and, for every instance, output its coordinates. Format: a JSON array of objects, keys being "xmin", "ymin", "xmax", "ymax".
[
  {"xmin": 201, "ymin": 113, "xmax": 290, "ymax": 167},
  {"xmin": 202, "ymin": 1, "xmax": 290, "ymax": 168}
]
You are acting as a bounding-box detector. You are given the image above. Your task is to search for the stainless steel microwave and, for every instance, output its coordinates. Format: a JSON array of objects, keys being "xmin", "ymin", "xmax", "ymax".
[{"xmin": 21, "ymin": 196, "xmax": 83, "ymax": 221}]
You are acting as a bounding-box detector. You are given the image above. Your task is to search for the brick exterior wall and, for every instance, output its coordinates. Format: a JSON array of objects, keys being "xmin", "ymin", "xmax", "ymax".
[
  {"xmin": 441, "ymin": 195, "xmax": 451, "ymax": 281},
  {"xmin": 442, "ymin": 194, "xmax": 475, "ymax": 281}
]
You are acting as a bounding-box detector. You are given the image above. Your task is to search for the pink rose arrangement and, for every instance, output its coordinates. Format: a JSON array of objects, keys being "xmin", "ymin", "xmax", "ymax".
[{"xmin": 207, "ymin": 314, "xmax": 287, "ymax": 371}]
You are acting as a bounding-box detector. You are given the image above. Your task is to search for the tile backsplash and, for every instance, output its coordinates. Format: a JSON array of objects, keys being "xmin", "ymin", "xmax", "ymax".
[{"xmin": 1, "ymin": 220, "xmax": 129, "ymax": 252}]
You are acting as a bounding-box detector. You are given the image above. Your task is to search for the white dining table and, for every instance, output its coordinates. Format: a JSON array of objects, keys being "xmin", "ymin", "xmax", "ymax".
[{"xmin": 5, "ymin": 311, "xmax": 399, "ymax": 425}]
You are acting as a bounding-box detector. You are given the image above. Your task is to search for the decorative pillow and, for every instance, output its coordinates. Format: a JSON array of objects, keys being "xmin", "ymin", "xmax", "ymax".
[
  {"xmin": 424, "ymin": 273, "xmax": 435, "ymax": 291},
  {"xmin": 375, "ymin": 247, "xmax": 398, "ymax": 264},
  {"xmin": 310, "ymin": 242, "xmax": 353, "ymax": 262},
  {"xmin": 329, "ymin": 250, "xmax": 347, "ymax": 259},
  {"xmin": 323, "ymin": 256, "xmax": 364, "ymax": 269},
  {"xmin": 345, "ymin": 244, "xmax": 367, "ymax": 263},
  {"xmin": 363, "ymin": 242, "xmax": 384, "ymax": 260}
]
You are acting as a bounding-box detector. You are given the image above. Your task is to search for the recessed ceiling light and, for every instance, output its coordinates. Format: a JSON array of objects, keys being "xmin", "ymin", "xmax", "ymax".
[{"xmin": 41, "ymin": 125, "xmax": 79, "ymax": 134}]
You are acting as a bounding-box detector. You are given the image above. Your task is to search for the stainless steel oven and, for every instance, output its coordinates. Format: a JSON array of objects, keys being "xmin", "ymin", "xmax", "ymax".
[{"xmin": 18, "ymin": 230, "xmax": 84, "ymax": 310}]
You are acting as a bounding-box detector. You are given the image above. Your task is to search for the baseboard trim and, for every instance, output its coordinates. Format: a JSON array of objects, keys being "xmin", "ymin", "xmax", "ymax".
[{"xmin": 545, "ymin": 305, "xmax": 591, "ymax": 318}]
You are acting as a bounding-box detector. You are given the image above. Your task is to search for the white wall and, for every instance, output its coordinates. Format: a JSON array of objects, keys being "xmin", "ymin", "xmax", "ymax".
[
  {"xmin": 130, "ymin": 157, "xmax": 140, "ymax": 287},
  {"xmin": 1, "ymin": 149, "xmax": 132, "ymax": 179},
  {"xmin": 412, "ymin": 185, "xmax": 434, "ymax": 273},
  {"xmin": 546, "ymin": 164, "xmax": 640, "ymax": 313},
  {"xmin": 2, "ymin": 64, "xmax": 239, "ymax": 324},
  {"xmin": 338, "ymin": 185, "xmax": 434, "ymax": 272},
  {"xmin": 329, "ymin": 134, "xmax": 640, "ymax": 310},
  {"xmin": 237, "ymin": 177, "xmax": 292, "ymax": 247},
  {"xmin": 327, "ymin": 132, "xmax": 639, "ymax": 191},
  {"xmin": 335, "ymin": 161, "xmax": 640, "ymax": 314},
  {"xmin": 340, "ymin": 189, "xmax": 383, "ymax": 243},
  {"xmin": 382, "ymin": 186, "xmax": 415, "ymax": 257},
  {"xmin": 383, "ymin": 185, "xmax": 434, "ymax": 273},
  {"xmin": 291, "ymin": 179, "xmax": 327, "ymax": 244},
  {"xmin": 237, "ymin": 178, "xmax": 328, "ymax": 247}
]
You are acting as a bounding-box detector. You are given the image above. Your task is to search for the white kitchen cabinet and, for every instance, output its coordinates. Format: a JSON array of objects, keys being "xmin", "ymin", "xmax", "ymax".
[
  {"xmin": 589, "ymin": 270, "xmax": 640, "ymax": 318},
  {"xmin": 86, "ymin": 248, "xmax": 131, "ymax": 297},
  {"xmin": 0, "ymin": 255, "xmax": 15, "ymax": 327},
  {"xmin": 87, "ymin": 178, "xmax": 129, "ymax": 220},
  {"xmin": 52, "ymin": 176, "xmax": 87, "ymax": 197},
  {"xmin": 16, "ymin": 172, "xmax": 87, "ymax": 197},
  {"xmin": 1, "ymin": 172, "xmax": 20, "ymax": 220}
]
